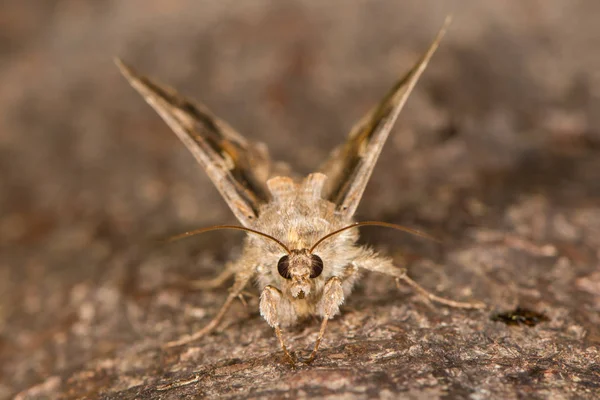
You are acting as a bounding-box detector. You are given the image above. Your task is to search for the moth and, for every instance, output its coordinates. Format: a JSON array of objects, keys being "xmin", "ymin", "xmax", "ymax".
[{"xmin": 116, "ymin": 20, "xmax": 484, "ymax": 365}]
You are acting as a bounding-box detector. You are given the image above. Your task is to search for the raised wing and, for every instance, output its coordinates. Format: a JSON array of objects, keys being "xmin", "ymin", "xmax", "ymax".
[
  {"xmin": 116, "ymin": 60, "xmax": 272, "ymax": 226},
  {"xmin": 320, "ymin": 20, "xmax": 449, "ymax": 218}
]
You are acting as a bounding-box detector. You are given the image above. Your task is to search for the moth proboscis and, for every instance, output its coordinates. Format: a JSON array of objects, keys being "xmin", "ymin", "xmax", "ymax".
[{"xmin": 116, "ymin": 17, "xmax": 485, "ymax": 366}]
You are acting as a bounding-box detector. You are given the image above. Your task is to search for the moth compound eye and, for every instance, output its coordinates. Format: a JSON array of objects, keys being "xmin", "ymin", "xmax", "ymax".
[
  {"xmin": 277, "ymin": 255, "xmax": 291, "ymax": 279},
  {"xmin": 309, "ymin": 254, "xmax": 323, "ymax": 278}
]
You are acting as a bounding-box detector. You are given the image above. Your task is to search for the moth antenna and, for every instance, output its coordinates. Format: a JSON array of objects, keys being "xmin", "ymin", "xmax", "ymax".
[
  {"xmin": 310, "ymin": 221, "xmax": 441, "ymax": 253},
  {"xmin": 166, "ymin": 225, "xmax": 291, "ymax": 254}
]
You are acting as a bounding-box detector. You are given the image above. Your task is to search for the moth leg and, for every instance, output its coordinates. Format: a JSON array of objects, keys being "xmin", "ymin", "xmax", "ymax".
[
  {"xmin": 396, "ymin": 273, "xmax": 485, "ymax": 309},
  {"xmin": 259, "ymin": 285, "xmax": 296, "ymax": 366},
  {"xmin": 306, "ymin": 276, "xmax": 344, "ymax": 363},
  {"xmin": 188, "ymin": 267, "xmax": 234, "ymax": 290},
  {"xmin": 357, "ymin": 252, "xmax": 485, "ymax": 309},
  {"xmin": 165, "ymin": 273, "xmax": 251, "ymax": 348}
]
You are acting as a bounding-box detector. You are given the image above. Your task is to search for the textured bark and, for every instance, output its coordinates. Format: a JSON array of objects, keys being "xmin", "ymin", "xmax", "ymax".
[{"xmin": 2, "ymin": 1, "xmax": 600, "ymax": 399}]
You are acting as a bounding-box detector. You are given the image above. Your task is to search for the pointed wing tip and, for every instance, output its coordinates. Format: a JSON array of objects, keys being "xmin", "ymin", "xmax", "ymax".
[
  {"xmin": 113, "ymin": 58, "xmax": 158, "ymax": 102},
  {"xmin": 404, "ymin": 16, "xmax": 453, "ymax": 83},
  {"xmin": 114, "ymin": 57, "xmax": 138, "ymax": 82},
  {"xmin": 435, "ymin": 15, "xmax": 453, "ymax": 44},
  {"xmin": 423, "ymin": 16, "xmax": 453, "ymax": 61},
  {"xmin": 443, "ymin": 15, "xmax": 454, "ymax": 29}
]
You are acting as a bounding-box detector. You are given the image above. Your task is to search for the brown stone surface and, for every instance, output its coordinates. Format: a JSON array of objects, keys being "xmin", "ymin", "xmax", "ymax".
[{"xmin": 2, "ymin": 1, "xmax": 599, "ymax": 399}]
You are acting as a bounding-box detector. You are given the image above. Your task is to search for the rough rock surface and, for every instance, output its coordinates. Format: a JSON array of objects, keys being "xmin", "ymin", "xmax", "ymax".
[{"xmin": 2, "ymin": 1, "xmax": 599, "ymax": 399}]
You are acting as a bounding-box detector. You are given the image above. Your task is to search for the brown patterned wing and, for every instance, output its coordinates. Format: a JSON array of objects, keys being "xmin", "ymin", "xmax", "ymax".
[
  {"xmin": 320, "ymin": 20, "xmax": 449, "ymax": 218},
  {"xmin": 116, "ymin": 60, "xmax": 271, "ymax": 227}
]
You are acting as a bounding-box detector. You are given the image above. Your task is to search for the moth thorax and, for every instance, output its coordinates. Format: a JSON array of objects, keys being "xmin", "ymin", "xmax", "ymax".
[
  {"xmin": 299, "ymin": 173, "xmax": 326, "ymax": 199},
  {"xmin": 266, "ymin": 177, "xmax": 296, "ymax": 201},
  {"xmin": 266, "ymin": 173, "xmax": 327, "ymax": 202}
]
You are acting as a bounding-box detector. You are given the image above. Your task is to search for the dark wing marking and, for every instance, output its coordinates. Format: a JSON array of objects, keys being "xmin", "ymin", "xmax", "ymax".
[
  {"xmin": 116, "ymin": 60, "xmax": 271, "ymax": 226},
  {"xmin": 320, "ymin": 19, "xmax": 450, "ymax": 218}
]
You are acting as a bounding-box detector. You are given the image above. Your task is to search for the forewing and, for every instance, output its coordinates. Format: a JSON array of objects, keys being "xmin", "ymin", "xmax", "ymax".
[
  {"xmin": 116, "ymin": 60, "xmax": 271, "ymax": 226},
  {"xmin": 320, "ymin": 20, "xmax": 449, "ymax": 218}
]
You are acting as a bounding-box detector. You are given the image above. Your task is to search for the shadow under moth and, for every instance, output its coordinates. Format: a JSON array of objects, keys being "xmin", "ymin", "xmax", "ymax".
[{"xmin": 116, "ymin": 19, "xmax": 484, "ymax": 365}]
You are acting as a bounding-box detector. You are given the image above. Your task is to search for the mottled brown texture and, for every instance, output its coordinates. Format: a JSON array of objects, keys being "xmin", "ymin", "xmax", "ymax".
[{"xmin": 1, "ymin": 1, "xmax": 600, "ymax": 399}]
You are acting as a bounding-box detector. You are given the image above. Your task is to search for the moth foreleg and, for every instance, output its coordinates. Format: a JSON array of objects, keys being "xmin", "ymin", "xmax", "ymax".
[
  {"xmin": 259, "ymin": 285, "xmax": 296, "ymax": 366},
  {"xmin": 306, "ymin": 276, "xmax": 344, "ymax": 363},
  {"xmin": 187, "ymin": 266, "xmax": 234, "ymax": 290},
  {"xmin": 165, "ymin": 272, "xmax": 252, "ymax": 348},
  {"xmin": 357, "ymin": 252, "xmax": 485, "ymax": 309}
]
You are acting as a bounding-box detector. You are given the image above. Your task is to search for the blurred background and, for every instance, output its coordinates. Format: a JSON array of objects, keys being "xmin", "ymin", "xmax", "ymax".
[{"xmin": 2, "ymin": 1, "xmax": 600, "ymax": 398}]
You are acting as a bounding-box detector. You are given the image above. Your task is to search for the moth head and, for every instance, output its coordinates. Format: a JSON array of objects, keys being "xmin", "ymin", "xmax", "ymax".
[
  {"xmin": 166, "ymin": 221, "xmax": 438, "ymax": 301},
  {"xmin": 277, "ymin": 249, "xmax": 323, "ymax": 299}
]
